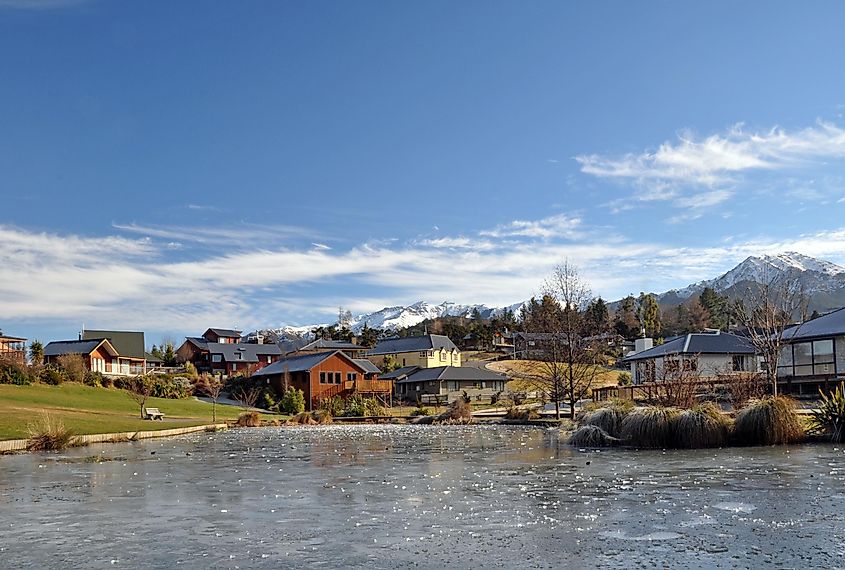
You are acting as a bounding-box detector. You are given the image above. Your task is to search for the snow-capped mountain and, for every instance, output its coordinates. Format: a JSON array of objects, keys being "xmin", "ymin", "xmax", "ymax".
[
  {"xmin": 256, "ymin": 300, "xmax": 527, "ymax": 343},
  {"xmin": 257, "ymin": 253, "xmax": 845, "ymax": 344},
  {"xmin": 661, "ymin": 252, "xmax": 845, "ymax": 309}
]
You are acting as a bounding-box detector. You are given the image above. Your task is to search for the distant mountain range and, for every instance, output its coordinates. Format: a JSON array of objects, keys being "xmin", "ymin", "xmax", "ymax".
[
  {"xmin": 654, "ymin": 252, "xmax": 845, "ymax": 312},
  {"xmin": 257, "ymin": 301, "xmax": 527, "ymax": 342},
  {"xmin": 255, "ymin": 252, "xmax": 845, "ymax": 342}
]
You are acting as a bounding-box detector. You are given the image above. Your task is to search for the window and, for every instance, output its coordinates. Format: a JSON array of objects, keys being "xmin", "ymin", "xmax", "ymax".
[
  {"xmin": 732, "ymin": 355, "xmax": 745, "ymax": 371},
  {"xmin": 420, "ymin": 351, "xmax": 428, "ymax": 358},
  {"xmin": 212, "ymin": 354, "xmax": 222, "ymax": 363},
  {"xmin": 232, "ymin": 363, "xmax": 237, "ymax": 371},
  {"xmin": 334, "ymin": 372, "xmax": 342, "ymax": 384},
  {"xmin": 320, "ymin": 372, "xmax": 327, "ymax": 384},
  {"xmin": 440, "ymin": 350, "xmax": 447, "ymax": 361},
  {"xmin": 267, "ymin": 356, "xmax": 272, "ymax": 363},
  {"xmin": 779, "ymin": 339, "xmax": 836, "ymax": 377},
  {"xmin": 347, "ymin": 372, "xmax": 357, "ymax": 382}
]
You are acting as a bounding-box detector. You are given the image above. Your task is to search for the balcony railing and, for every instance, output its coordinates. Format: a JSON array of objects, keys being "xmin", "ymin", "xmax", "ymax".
[{"xmin": 354, "ymin": 379, "xmax": 393, "ymax": 393}]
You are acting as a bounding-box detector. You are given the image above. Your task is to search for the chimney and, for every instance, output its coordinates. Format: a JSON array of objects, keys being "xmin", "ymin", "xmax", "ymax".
[{"xmin": 634, "ymin": 338, "xmax": 653, "ymax": 354}]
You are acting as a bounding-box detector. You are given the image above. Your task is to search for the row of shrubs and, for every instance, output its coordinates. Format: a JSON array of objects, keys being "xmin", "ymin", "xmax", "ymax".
[
  {"xmin": 0, "ymin": 357, "xmax": 198, "ymax": 400},
  {"xmin": 569, "ymin": 397, "xmax": 806, "ymax": 449}
]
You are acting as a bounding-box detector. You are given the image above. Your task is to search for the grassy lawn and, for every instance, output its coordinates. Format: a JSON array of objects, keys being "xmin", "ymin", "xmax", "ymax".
[
  {"xmin": 0, "ymin": 383, "xmax": 250, "ymax": 440},
  {"xmin": 488, "ymin": 359, "xmax": 622, "ymax": 393}
]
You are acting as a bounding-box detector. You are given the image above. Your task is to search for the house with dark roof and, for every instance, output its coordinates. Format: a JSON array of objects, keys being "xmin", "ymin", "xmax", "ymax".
[
  {"xmin": 0, "ymin": 331, "xmax": 27, "ymax": 365},
  {"xmin": 203, "ymin": 328, "xmax": 242, "ymax": 344},
  {"xmin": 296, "ymin": 338, "xmax": 368, "ymax": 359},
  {"xmin": 368, "ymin": 334, "xmax": 461, "ymax": 369},
  {"xmin": 253, "ymin": 350, "xmax": 390, "ymax": 410},
  {"xmin": 777, "ymin": 307, "xmax": 845, "ymax": 395},
  {"xmin": 383, "ymin": 365, "xmax": 507, "ymax": 402},
  {"xmin": 82, "ymin": 330, "xmax": 146, "ymax": 375},
  {"xmin": 44, "ymin": 338, "xmax": 122, "ymax": 374},
  {"xmin": 622, "ymin": 330, "xmax": 758, "ymax": 385},
  {"xmin": 177, "ymin": 333, "xmax": 282, "ymax": 377}
]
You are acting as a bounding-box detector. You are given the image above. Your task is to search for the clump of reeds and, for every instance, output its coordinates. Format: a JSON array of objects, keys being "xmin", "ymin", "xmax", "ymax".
[
  {"xmin": 433, "ymin": 398, "xmax": 473, "ymax": 424},
  {"xmin": 26, "ymin": 414, "xmax": 76, "ymax": 451},
  {"xmin": 312, "ymin": 410, "xmax": 333, "ymax": 424},
  {"xmin": 619, "ymin": 406, "xmax": 680, "ymax": 449},
  {"xmin": 674, "ymin": 403, "xmax": 731, "ymax": 449},
  {"xmin": 504, "ymin": 407, "xmax": 541, "ymax": 421},
  {"xmin": 566, "ymin": 424, "xmax": 618, "ymax": 447},
  {"xmin": 733, "ymin": 396, "xmax": 804, "ymax": 446},
  {"xmin": 289, "ymin": 411, "xmax": 316, "ymax": 425},
  {"xmin": 235, "ymin": 411, "xmax": 262, "ymax": 427}
]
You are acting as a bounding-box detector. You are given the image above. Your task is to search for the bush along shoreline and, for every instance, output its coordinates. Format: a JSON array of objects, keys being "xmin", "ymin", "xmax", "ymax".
[{"xmin": 567, "ymin": 396, "xmax": 812, "ymax": 449}]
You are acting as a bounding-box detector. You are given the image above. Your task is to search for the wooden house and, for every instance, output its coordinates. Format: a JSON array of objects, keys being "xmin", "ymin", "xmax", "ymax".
[
  {"xmin": 177, "ymin": 328, "xmax": 282, "ymax": 377},
  {"xmin": 0, "ymin": 332, "xmax": 27, "ymax": 365},
  {"xmin": 253, "ymin": 350, "xmax": 390, "ymax": 410},
  {"xmin": 44, "ymin": 338, "xmax": 121, "ymax": 374},
  {"xmin": 82, "ymin": 330, "xmax": 147, "ymax": 375}
]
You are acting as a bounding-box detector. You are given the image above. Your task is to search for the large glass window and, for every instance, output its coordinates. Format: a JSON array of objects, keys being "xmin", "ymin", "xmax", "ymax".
[
  {"xmin": 794, "ymin": 343, "xmax": 812, "ymax": 366},
  {"xmin": 780, "ymin": 339, "xmax": 836, "ymax": 377}
]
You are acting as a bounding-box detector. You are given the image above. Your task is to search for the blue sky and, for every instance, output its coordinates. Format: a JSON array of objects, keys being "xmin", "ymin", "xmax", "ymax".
[{"xmin": 4, "ymin": 0, "xmax": 845, "ymax": 345}]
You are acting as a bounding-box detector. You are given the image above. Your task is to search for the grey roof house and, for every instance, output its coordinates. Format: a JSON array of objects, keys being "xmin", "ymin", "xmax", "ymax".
[
  {"xmin": 384, "ymin": 365, "xmax": 507, "ymax": 401},
  {"xmin": 777, "ymin": 307, "xmax": 845, "ymax": 395},
  {"xmin": 368, "ymin": 334, "xmax": 462, "ymax": 369},
  {"xmin": 176, "ymin": 329, "xmax": 282, "ymax": 377},
  {"xmin": 622, "ymin": 330, "xmax": 758, "ymax": 385}
]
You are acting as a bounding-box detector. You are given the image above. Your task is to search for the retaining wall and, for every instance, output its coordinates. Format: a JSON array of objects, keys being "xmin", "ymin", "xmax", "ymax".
[{"xmin": 0, "ymin": 423, "xmax": 228, "ymax": 454}]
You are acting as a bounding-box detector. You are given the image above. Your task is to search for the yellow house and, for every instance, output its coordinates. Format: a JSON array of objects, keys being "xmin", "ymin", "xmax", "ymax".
[{"xmin": 367, "ymin": 334, "xmax": 462, "ymax": 369}]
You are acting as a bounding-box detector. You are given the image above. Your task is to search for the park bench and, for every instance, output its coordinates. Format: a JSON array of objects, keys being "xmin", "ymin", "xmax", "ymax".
[{"xmin": 143, "ymin": 407, "xmax": 165, "ymax": 421}]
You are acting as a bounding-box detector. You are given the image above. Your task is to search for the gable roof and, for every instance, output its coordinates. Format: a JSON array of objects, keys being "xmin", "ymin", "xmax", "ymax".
[
  {"xmin": 380, "ymin": 365, "xmax": 421, "ymax": 381},
  {"xmin": 44, "ymin": 338, "xmax": 119, "ymax": 358},
  {"xmin": 145, "ymin": 351, "xmax": 163, "ymax": 363},
  {"xmin": 182, "ymin": 337, "xmax": 281, "ymax": 362},
  {"xmin": 368, "ymin": 334, "xmax": 458, "ymax": 356},
  {"xmin": 0, "ymin": 333, "xmax": 26, "ymax": 342},
  {"xmin": 353, "ymin": 358, "xmax": 381, "ymax": 374},
  {"xmin": 299, "ymin": 338, "xmax": 363, "ymax": 351},
  {"xmin": 253, "ymin": 350, "xmax": 367, "ymax": 377},
  {"xmin": 82, "ymin": 330, "xmax": 145, "ymax": 359},
  {"xmin": 782, "ymin": 307, "xmax": 845, "ymax": 341},
  {"xmin": 390, "ymin": 365, "xmax": 507, "ymax": 384},
  {"xmin": 206, "ymin": 342, "xmax": 282, "ymax": 363},
  {"xmin": 204, "ymin": 328, "xmax": 242, "ymax": 338},
  {"xmin": 622, "ymin": 331, "xmax": 756, "ymax": 362}
]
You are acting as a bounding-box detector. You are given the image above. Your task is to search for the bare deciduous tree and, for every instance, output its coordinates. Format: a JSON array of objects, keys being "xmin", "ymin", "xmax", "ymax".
[
  {"xmin": 521, "ymin": 262, "xmax": 603, "ymax": 419},
  {"xmin": 233, "ymin": 386, "xmax": 260, "ymax": 410},
  {"xmin": 732, "ymin": 277, "xmax": 806, "ymax": 397}
]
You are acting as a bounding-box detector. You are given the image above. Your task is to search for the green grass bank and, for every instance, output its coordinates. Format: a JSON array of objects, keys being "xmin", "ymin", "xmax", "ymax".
[{"xmin": 0, "ymin": 383, "xmax": 249, "ymax": 440}]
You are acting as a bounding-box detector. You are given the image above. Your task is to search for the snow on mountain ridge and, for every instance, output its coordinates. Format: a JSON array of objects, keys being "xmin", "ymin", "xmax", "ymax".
[
  {"xmin": 259, "ymin": 300, "xmax": 527, "ymax": 342},
  {"xmin": 667, "ymin": 252, "xmax": 845, "ymax": 300}
]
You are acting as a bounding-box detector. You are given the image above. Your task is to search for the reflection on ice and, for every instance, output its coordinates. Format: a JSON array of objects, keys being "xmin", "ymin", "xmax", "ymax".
[{"xmin": 0, "ymin": 424, "xmax": 842, "ymax": 568}]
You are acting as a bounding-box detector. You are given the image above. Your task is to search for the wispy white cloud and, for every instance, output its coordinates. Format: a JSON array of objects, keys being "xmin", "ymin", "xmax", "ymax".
[
  {"xmin": 581, "ymin": 121, "xmax": 845, "ymax": 214},
  {"xmin": 7, "ymin": 217, "xmax": 845, "ymax": 335},
  {"xmin": 577, "ymin": 121, "xmax": 845, "ymax": 187},
  {"xmin": 113, "ymin": 222, "xmax": 320, "ymax": 245},
  {"xmin": 480, "ymin": 213, "xmax": 582, "ymax": 239},
  {"xmin": 186, "ymin": 203, "xmax": 220, "ymax": 212}
]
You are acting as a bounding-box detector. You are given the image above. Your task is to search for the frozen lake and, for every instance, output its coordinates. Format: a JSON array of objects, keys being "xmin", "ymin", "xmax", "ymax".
[{"xmin": 2, "ymin": 425, "xmax": 845, "ymax": 569}]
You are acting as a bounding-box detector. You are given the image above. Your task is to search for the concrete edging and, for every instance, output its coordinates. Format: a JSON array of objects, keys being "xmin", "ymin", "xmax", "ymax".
[{"xmin": 0, "ymin": 423, "xmax": 228, "ymax": 454}]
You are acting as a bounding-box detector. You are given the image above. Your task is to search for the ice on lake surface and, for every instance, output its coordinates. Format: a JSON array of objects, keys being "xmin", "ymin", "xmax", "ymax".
[{"xmin": 2, "ymin": 424, "xmax": 845, "ymax": 569}]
